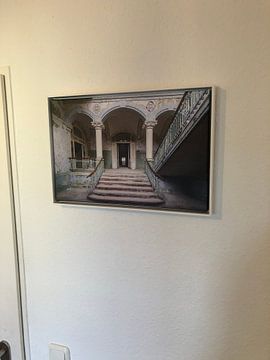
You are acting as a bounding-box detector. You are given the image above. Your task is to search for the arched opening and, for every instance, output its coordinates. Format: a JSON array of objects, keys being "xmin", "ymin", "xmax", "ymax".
[
  {"xmin": 103, "ymin": 108, "xmax": 145, "ymax": 169},
  {"xmin": 70, "ymin": 113, "xmax": 95, "ymax": 171},
  {"xmin": 71, "ymin": 125, "xmax": 87, "ymax": 160},
  {"xmin": 154, "ymin": 110, "xmax": 175, "ymax": 154}
]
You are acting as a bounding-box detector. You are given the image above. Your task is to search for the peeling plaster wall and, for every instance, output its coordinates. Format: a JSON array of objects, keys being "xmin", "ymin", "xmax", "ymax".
[
  {"xmin": 1, "ymin": 1, "xmax": 270, "ymax": 360},
  {"xmin": 52, "ymin": 116, "xmax": 71, "ymax": 174}
]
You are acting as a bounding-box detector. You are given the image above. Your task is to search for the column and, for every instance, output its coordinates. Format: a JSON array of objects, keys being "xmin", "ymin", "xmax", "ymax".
[
  {"xmin": 112, "ymin": 142, "xmax": 117, "ymax": 169},
  {"xmin": 130, "ymin": 142, "xmax": 136, "ymax": 170},
  {"xmin": 145, "ymin": 120, "xmax": 157, "ymax": 161},
  {"xmin": 92, "ymin": 121, "xmax": 104, "ymax": 160}
]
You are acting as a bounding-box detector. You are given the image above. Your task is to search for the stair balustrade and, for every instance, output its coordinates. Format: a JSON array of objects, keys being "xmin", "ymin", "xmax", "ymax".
[
  {"xmin": 153, "ymin": 88, "xmax": 211, "ymax": 172},
  {"xmin": 69, "ymin": 158, "xmax": 98, "ymax": 171},
  {"xmin": 87, "ymin": 158, "xmax": 104, "ymax": 192},
  {"xmin": 145, "ymin": 159, "xmax": 162, "ymax": 196}
]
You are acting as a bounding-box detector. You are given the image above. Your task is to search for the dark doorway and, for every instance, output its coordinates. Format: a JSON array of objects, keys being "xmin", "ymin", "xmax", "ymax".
[
  {"xmin": 75, "ymin": 142, "xmax": 83, "ymax": 168},
  {"xmin": 74, "ymin": 142, "xmax": 82, "ymax": 159},
  {"xmin": 118, "ymin": 143, "xmax": 129, "ymax": 167}
]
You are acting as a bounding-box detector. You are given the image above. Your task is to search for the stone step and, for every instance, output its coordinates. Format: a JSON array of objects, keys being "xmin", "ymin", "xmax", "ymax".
[
  {"xmin": 96, "ymin": 183, "xmax": 152, "ymax": 192},
  {"xmin": 103, "ymin": 169, "xmax": 145, "ymax": 174},
  {"xmin": 88, "ymin": 169, "xmax": 163, "ymax": 206},
  {"xmin": 104, "ymin": 170, "xmax": 144, "ymax": 173},
  {"xmin": 101, "ymin": 175, "xmax": 148, "ymax": 181},
  {"xmin": 88, "ymin": 193, "xmax": 164, "ymax": 205},
  {"xmin": 99, "ymin": 179, "xmax": 151, "ymax": 186},
  {"xmin": 92, "ymin": 189, "xmax": 159, "ymax": 199}
]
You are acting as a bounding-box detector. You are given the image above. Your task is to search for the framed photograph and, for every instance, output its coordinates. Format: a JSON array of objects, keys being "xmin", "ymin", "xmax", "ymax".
[{"xmin": 49, "ymin": 87, "xmax": 214, "ymax": 214}]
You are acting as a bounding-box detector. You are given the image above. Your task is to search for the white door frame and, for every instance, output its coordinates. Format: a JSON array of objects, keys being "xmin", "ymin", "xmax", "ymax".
[
  {"xmin": 0, "ymin": 67, "xmax": 30, "ymax": 359},
  {"xmin": 117, "ymin": 142, "xmax": 130, "ymax": 168},
  {"xmin": 112, "ymin": 141, "xmax": 137, "ymax": 169}
]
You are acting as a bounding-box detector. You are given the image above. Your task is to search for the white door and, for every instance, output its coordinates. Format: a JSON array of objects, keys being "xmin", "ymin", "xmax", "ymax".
[{"xmin": 0, "ymin": 70, "xmax": 26, "ymax": 359}]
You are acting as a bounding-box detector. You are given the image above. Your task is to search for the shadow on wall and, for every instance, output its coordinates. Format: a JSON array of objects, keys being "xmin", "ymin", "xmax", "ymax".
[
  {"xmin": 212, "ymin": 87, "xmax": 226, "ymax": 219},
  {"xmin": 210, "ymin": 230, "xmax": 270, "ymax": 360},
  {"xmin": 153, "ymin": 226, "xmax": 270, "ymax": 360}
]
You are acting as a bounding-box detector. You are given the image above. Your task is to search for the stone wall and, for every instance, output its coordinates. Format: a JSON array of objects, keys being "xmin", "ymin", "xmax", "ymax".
[{"xmin": 52, "ymin": 115, "xmax": 72, "ymax": 174}]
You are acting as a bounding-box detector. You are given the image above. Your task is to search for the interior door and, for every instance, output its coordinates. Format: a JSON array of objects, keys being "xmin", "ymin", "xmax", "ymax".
[
  {"xmin": 0, "ymin": 70, "xmax": 26, "ymax": 359},
  {"xmin": 118, "ymin": 143, "xmax": 129, "ymax": 167}
]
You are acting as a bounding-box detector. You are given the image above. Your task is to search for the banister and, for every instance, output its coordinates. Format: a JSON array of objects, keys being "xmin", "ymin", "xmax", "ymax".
[
  {"xmin": 153, "ymin": 88, "xmax": 211, "ymax": 172},
  {"xmin": 87, "ymin": 158, "xmax": 104, "ymax": 178},
  {"xmin": 145, "ymin": 159, "xmax": 163, "ymax": 196},
  {"xmin": 87, "ymin": 158, "xmax": 105, "ymax": 193},
  {"xmin": 153, "ymin": 90, "xmax": 189, "ymax": 157},
  {"xmin": 145, "ymin": 159, "xmax": 163, "ymax": 180}
]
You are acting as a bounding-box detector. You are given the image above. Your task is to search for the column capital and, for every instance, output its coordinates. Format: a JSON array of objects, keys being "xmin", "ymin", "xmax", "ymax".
[
  {"xmin": 144, "ymin": 119, "xmax": 157, "ymax": 129},
  {"xmin": 92, "ymin": 120, "xmax": 104, "ymax": 130}
]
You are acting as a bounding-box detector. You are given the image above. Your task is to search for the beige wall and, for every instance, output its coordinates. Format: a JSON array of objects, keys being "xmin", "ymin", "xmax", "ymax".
[{"xmin": 1, "ymin": 1, "xmax": 270, "ymax": 359}]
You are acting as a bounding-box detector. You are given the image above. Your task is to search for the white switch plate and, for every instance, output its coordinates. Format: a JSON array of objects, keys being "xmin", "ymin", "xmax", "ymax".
[{"xmin": 49, "ymin": 343, "xmax": 71, "ymax": 360}]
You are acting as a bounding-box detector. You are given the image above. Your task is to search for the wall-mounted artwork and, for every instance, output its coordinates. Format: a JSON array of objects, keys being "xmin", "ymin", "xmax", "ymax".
[{"xmin": 49, "ymin": 87, "xmax": 214, "ymax": 214}]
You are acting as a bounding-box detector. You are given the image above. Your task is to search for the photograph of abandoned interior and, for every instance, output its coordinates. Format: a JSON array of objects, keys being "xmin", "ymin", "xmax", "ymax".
[{"xmin": 49, "ymin": 87, "xmax": 213, "ymax": 213}]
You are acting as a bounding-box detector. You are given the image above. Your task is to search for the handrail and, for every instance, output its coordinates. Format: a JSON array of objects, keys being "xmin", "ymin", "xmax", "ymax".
[
  {"xmin": 153, "ymin": 90, "xmax": 189, "ymax": 157},
  {"xmin": 145, "ymin": 159, "xmax": 163, "ymax": 195},
  {"xmin": 87, "ymin": 158, "xmax": 104, "ymax": 178},
  {"xmin": 145, "ymin": 159, "xmax": 163, "ymax": 180},
  {"xmin": 68, "ymin": 157, "xmax": 91, "ymax": 160},
  {"xmin": 87, "ymin": 158, "xmax": 104, "ymax": 192},
  {"xmin": 69, "ymin": 157, "xmax": 97, "ymax": 171},
  {"xmin": 153, "ymin": 88, "xmax": 211, "ymax": 172}
]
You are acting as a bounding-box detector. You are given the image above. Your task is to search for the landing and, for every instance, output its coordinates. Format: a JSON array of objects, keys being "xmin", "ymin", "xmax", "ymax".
[{"xmin": 103, "ymin": 168, "xmax": 145, "ymax": 174}]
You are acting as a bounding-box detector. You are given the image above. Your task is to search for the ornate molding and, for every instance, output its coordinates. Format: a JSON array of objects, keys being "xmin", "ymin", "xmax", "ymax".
[
  {"xmin": 144, "ymin": 119, "xmax": 158, "ymax": 129},
  {"xmin": 146, "ymin": 100, "xmax": 156, "ymax": 112},
  {"xmin": 63, "ymin": 94, "xmax": 183, "ymax": 125},
  {"xmin": 92, "ymin": 121, "xmax": 104, "ymax": 130}
]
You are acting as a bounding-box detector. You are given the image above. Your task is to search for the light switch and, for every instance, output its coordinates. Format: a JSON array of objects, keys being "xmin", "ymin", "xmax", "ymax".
[{"xmin": 49, "ymin": 343, "xmax": 71, "ymax": 360}]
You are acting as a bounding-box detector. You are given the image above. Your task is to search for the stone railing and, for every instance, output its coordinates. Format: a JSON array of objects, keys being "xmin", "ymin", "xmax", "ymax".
[
  {"xmin": 87, "ymin": 159, "xmax": 104, "ymax": 192},
  {"xmin": 145, "ymin": 159, "xmax": 162, "ymax": 196},
  {"xmin": 153, "ymin": 88, "xmax": 211, "ymax": 172},
  {"xmin": 69, "ymin": 158, "xmax": 98, "ymax": 171}
]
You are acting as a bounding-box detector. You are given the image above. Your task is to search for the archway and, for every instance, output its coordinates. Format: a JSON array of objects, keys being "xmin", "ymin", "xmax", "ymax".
[
  {"xmin": 69, "ymin": 113, "xmax": 95, "ymax": 170},
  {"xmin": 102, "ymin": 108, "xmax": 145, "ymax": 169},
  {"xmin": 154, "ymin": 110, "xmax": 175, "ymax": 154}
]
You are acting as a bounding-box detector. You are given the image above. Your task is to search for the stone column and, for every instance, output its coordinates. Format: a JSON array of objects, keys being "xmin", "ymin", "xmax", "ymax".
[
  {"xmin": 145, "ymin": 120, "xmax": 157, "ymax": 161},
  {"xmin": 92, "ymin": 121, "xmax": 104, "ymax": 160},
  {"xmin": 130, "ymin": 142, "xmax": 136, "ymax": 170},
  {"xmin": 112, "ymin": 142, "xmax": 118, "ymax": 169}
]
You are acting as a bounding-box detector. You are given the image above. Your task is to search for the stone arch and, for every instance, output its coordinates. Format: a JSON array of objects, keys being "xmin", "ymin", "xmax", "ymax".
[
  {"xmin": 101, "ymin": 104, "xmax": 146, "ymax": 122},
  {"xmin": 153, "ymin": 110, "xmax": 175, "ymax": 154},
  {"xmin": 68, "ymin": 111, "xmax": 96, "ymax": 161},
  {"xmin": 102, "ymin": 107, "xmax": 145, "ymax": 140},
  {"xmin": 102, "ymin": 107, "xmax": 145, "ymax": 170},
  {"xmin": 66, "ymin": 107, "xmax": 95, "ymax": 126},
  {"xmin": 155, "ymin": 107, "xmax": 177, "ymax": 119}
]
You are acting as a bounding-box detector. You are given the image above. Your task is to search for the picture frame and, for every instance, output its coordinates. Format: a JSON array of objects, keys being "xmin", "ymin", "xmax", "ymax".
[{"xmin": 49, "ymin": 86, "xmax": 215, "ymax": 214}]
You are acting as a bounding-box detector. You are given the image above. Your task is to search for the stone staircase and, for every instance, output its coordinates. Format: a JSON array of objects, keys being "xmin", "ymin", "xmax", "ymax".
[{"xmin": 88, "ymin": 168, "xmax": 164, "ymax": 206}]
